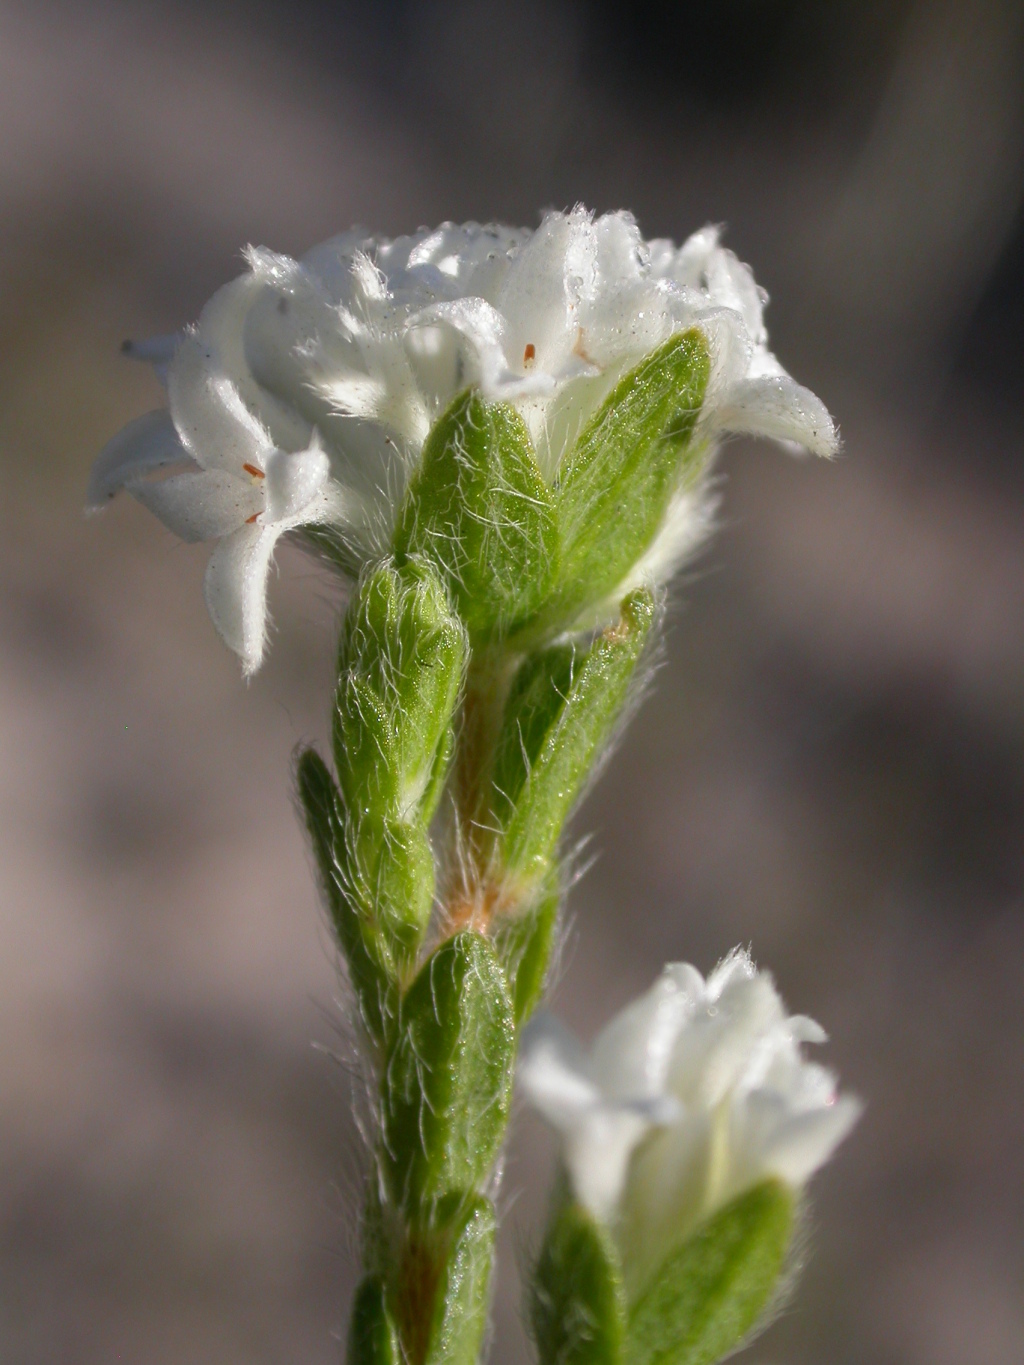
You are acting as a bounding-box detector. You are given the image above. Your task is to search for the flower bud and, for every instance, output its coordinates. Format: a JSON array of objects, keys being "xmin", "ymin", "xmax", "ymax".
[{"xmin": 520, "ymin": 949, "xmax": 860, "ymax": 1359}]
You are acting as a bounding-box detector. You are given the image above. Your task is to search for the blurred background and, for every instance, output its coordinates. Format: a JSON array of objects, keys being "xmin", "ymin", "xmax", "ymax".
[{"xmin": 1, "ymin": 0, "xmax": 1022, "ymax": 1361}]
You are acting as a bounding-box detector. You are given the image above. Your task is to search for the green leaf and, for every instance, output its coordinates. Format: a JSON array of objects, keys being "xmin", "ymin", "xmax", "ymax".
[
  {"xmin": 531, "ymin": 1195, "xmax": 626, "ymax": 1365},
  {"xmin": 498, "ymin": 589, "xmax": 656, "ymax": 883},
  {"xmin": 296, "ymin": 748, "xmax": 395, "ymax": 1045},
  {"xmin": 343, "ymin": 813, "xmax": 436, "ymax": 964},
  {"xmin": 334, "ymin": 558, "xmax": 466, "ymax": 826},
  {"xmin": 625, "ymin": 1181, "xmax": 794, "ymax": 1365},
  {"xmin": 418, "ymin": 1195, "xmax": 497, "ymax": 1365},
  {"xmin": 381, "ymin": 932, "xmax": 516, "ymax": 1213},
  {"xmin": 493, "ymin": 874, "xmax": 561, "ymax": 1024},
  {"xmin": 347, "ymin": 1276, "xmax": 401, "ymax": 1365},
  {"xmin": 393, "ymin": 390, "xmax": 559, "ymax": 641},
  {"xmin": 552, "ymin": 330, "xmax": 710, "ymax": 621}
]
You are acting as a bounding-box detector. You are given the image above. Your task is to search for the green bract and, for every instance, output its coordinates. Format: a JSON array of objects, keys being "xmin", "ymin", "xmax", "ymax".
[
  {"xmin": 532, "ymin": 1196, "xmax": 626, "ymax": 1365},
  {"xmin": 333, "ymin": 558, "xmax": 466, "ymax": 825},
  {"xmin": 411, "ymin": 1195, "xmax": 497, "ymax": 1365},
  {"xmin": 381, "ymin": 933, "xmax": 516, "ymax": 1213},
  {"xmin": 492, "ymin": 872, "xmax": 561, "ymax": 1024},
  {"xmin": 347, "ymin": 1277, "xmax": 401, "ymax": 1365},
  {"xmin": 394, "ymin": 391, "xmax": 558, "ymax": 642},
  {"xmin": 626, "ymin": 1181, "xmax": 794, "ymax": 1365},
  {"xmin": 552, "ymin": 329, "xmax": 711, "ymax": 622},
  {"xmin": 297, "ymin": 749, "xmax": 395, "ymax": 1044},
  {"xmin": 496, "ymin": 588, "xmax": 657, "ymax": 884}
]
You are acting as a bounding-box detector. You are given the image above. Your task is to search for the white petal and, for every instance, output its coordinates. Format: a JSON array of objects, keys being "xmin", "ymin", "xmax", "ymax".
[
  {"xmin": 591, "ymin": 963, "xmax": 703, "ymax": 1102},
  {"xmin": 705, "ymin": 946, "xmax": 757, "ymax": 997},
  {"xmin": 191, "ymin": 274, "xmax": 312, "ymax": 452},
  {"xmin": 717, "ymin": 375, "xmax": 838, "ymax": 457},
  {"xmin": 664, "ymin": 225, "xmax": 722, "ymax": 284},
  {"xmin": 263, "ymin": 441, "xmax": 330, "ymax": 524},
  {"xmin": 498, "ymin": 207, "xmax": 595, "ymax": 378},
  {"xmin": 87, "ymin": 409, "xmax": 187, "ymax": 510},
  {"xmin": 130, "ymin": 468, "xmax": 261, "ymax": 542},
  {"xmin": 518, "ymin": 1015, "xmax": 598, "ymax": 1129},
  {"xmin": 694, "ymin": 306, "xmax": 756, "ymax": 402},
  {"xmin": 350, "ymin": 250, "xmax": 388, "ymax": 305},
  {"xmin": 300, "ymin": 229, "xmax": 377, "ymax": 303},
  {"xmin": 668, "ymin": 970, "xmax": 785, "ymax": 1107},
  {"xmin": 787, "ymin": 1015, "xmax": 828, "ymax": 1046},
  {"xmin": 202, "ymin": 521, "xmax": 284, "ymax": 676},
  {"xmin": 408, "ymin": 298, "xmax": 503, "ymax": 389},
  {"xmin": 520, "ymin": 1013, "xmax": 677, "ymax": 1222},
  {"xmin": 243, "ymin": 249, "xmax": 366, "ymax": 432},
  {"xmin": 663, "ymin": 228, "xmax": 766, "ymax": 346},
  {"xmin": 592, "ymin": 211, "xmax": 646, "ymax": 285},
  {"xmin": 168, "ymin": 329, "xmax": 275, "ymax": 473},
  {"xmin": 617, "ymin": 1109, "xmax": 713, "ymax": 1292},
  {"xmin": 318, "ymin": 371, "xmax": 389, "ymax": 421},
  {"xmin": 759, "ymin": 1094, "xmax": 863, "ymax": 1185},
  {"xmin": 566, "ymin": 1106, "xmax": 654, "ymax": 1223},
  {"xmin": 393, "ymin": 221, "xmax": 524, "ymax": 299}
]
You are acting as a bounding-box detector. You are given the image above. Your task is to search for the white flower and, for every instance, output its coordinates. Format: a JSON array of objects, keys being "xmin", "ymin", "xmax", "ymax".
[
  {"xmin": 90, "ymin": 209, "xmax": 837, "ymax": 671},
  {"xmin": 518, "ymin": 949, "xmax": 860, "ymax": 1293},
  {"xmin": 87, "ymin": 323, "xmax": 344, "ymax": 675}
]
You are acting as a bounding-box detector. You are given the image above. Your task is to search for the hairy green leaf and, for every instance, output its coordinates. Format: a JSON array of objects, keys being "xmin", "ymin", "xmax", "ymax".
[
  {"xmin": 296, "ymin": 748, "xmax": 395, "ymax": 1045},
  {"xmin": 498, "ymin": 589, "xmax": 656, "ymax": 882},
  {"xmin": 532, "ymin": 1195, "xmax": 626, "ymax": 1365},
  {"xmin": 347, "ymin": 1276, "xmax": 401, "ymax": 1365},
  {"xmin": 334, "ymin": 557, "xmax": 466, "ymax": 826},
  {"xmin": 422, "ymin": 1195, "xmax": 497, "ymax": 1365},
  {"xmin": 381, "ymin": 932, "xmax": 516, "ymax": 1213},
  {"xmin": 493, "ymin": 875, "xmax": 561, "ymax": 1024},
  {"xmin": 626, "ymin": 1181, "xmax": 794, "ymax": 1365},
  {"xmin": 552, "ymin": 330, "xmax": 710, "ymax": 620},
  {"xmin": 394, "ymin": 390, "xmax": 559, "ymax": 641}
]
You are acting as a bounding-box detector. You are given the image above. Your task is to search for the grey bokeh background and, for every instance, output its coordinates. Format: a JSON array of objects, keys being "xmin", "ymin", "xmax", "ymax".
[{"xmin": 2, "ymin": 1, "xmax": 1023, "ymax": 1361}]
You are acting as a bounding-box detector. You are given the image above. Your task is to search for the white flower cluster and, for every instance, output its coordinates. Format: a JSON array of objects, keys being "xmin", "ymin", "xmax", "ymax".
[
  {"xmin": 88, "ymin": 208, "xmax": 837, "ymax": 673},
  {"xmin": 518, "ymin": 950, "xmax": 860, "ymax": 1292}
]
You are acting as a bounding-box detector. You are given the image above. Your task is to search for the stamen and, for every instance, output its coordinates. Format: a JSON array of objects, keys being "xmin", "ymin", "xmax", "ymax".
[
  {"xmin": 242, "ymin": 463, "xmax": 265, "ymax": 479},
  {"xmin": 523, "ymin": 342, "xmax": 536, "ymax": 367}
]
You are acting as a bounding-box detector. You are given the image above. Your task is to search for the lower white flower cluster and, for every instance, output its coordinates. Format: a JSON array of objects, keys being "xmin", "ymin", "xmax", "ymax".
[{"xmin": 519, "ymin": 949, "xmax": 860, "ymax": 1292}]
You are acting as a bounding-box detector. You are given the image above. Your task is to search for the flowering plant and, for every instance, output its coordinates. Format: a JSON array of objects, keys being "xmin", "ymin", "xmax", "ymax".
[{"xmin": 91, "ymin": 207, "xmax": 853, "ymax": 1365}]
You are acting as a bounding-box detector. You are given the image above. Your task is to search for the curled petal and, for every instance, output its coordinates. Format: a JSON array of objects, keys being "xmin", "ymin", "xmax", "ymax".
[
  {"xmin": 202, "ymin": 521, "xmax": 284, "ymax": 676},
  {"xmin": 169, "ymin": 330, "xmax": 275, "ymax": 473},
  {"xmin": 590, "ymin": 963, "xmax": 704, "ymax": 1103},
  {"xmin": 717, "ymin": 375, "xmax": 839, "ymax": 457},
  {"xmin": 756, "ymin": 1094, "xmax": 864, "ymax": 1186},
  {"xmin": 130, "ymin": 468, "xmax": 261, "ymax": 543},
  {"xmin": 87, "ymin": 409, "xmax": 187, "ymax": 510},
  {"xmin": 263, "ymin": 440, "xmax": 330, "ymax": 523}
]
